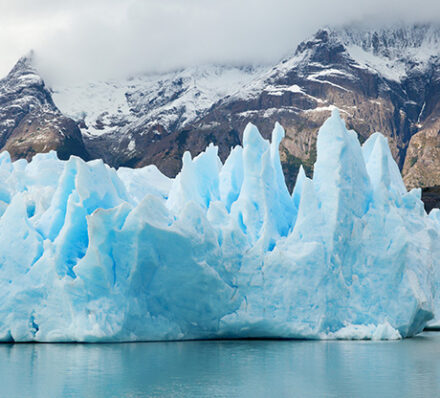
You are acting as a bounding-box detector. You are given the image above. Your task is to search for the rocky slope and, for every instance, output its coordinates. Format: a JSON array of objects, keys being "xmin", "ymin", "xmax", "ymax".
[
  {"xmin": 0, "ymin": 53, "xmax": 89, "ymax": 162},
  {"xmin": 174, "ymin": 24, "xmax": 440, "ymax": 188},
  {"xmin": 2, "ymin": 23, "xmax": 440, "ymax": 193}
]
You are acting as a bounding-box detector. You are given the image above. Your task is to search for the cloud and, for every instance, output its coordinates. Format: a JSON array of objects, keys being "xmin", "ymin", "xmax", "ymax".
[{"xmin": 1, "ymin": 0, "xmax": 440, "ymax": 84}]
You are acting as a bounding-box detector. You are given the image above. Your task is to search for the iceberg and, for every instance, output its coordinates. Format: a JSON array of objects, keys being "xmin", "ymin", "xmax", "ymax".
[{"xmin": 0, "ymin": 109, "xmax": 438, "ymax": 342}]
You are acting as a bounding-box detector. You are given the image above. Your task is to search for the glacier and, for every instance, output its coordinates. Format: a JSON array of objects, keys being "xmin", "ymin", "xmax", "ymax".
[{"xmin": 0, "ymin": 109, "xmax": 439, "ymax": 342}]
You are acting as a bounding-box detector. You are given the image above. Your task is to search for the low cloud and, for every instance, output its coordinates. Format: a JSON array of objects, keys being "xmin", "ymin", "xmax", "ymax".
[{"xmin": 1, "ymin": 0, "xmax": 440, "ymax": 84}]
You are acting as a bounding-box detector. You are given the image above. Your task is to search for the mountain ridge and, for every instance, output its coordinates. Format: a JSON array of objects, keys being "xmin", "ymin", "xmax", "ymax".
[{"xmin": 1, "ymin": 22, "xmax": 440, "ymax": 191}]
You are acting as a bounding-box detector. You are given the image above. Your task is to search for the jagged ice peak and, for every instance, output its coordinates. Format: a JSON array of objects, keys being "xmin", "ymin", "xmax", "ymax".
[{"xmin": 0, "ymin": 109, "xmax": 439, "ymax": 342}]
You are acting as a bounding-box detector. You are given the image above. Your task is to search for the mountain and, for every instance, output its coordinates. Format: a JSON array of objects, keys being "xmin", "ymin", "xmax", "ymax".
[
  {"xmin": 51, "ymin": 64, "xmax": 263, "ymax": 174},
  {"xmin": 0, "ymin": 53, "xmax": 89, "ymax": 162},
  {"xmin": 2, "ymin": 23, "xmax": 440, "ymax": 192},
  {"xmin": 173, "ymin": 23, "xmax": 440, "ymax": 188}
]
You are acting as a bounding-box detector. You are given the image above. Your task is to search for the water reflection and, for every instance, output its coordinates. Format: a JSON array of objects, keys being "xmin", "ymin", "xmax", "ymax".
[{"xmin": 0, "ymin": 333, "xmax": 439, "ymax": 397}]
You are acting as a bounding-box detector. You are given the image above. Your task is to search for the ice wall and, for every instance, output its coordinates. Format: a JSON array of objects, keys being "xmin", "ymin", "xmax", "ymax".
[{"xmin": 0, "ymin": 109, "xmax": 438, "ymax": 342}]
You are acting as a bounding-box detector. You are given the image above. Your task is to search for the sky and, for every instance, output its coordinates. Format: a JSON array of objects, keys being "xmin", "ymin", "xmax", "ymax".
[{"xmin": 1, "ymin": 0, "xmax": 440, "ymax": 84}]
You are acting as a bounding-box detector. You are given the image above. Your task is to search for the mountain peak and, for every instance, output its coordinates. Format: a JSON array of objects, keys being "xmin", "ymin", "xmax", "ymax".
[
  {"xmin": 332, "ymin": 23, "xmax": 440, "ymax": 58},
  {"xmin": 6, "ymin": 50, "xmax": 37, "ymax": 78}
]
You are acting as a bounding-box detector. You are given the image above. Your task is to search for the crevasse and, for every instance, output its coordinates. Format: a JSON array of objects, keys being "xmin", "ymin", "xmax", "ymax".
[{"xmin": 0, "ymin": 109, "xmax": 439, "ymax": 342}]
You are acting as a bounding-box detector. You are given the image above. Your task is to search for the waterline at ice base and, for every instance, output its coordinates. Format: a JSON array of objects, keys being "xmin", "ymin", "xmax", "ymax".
[{"xmin": 0, "ymin": 109, "xmax": 439, "ymax": 342}]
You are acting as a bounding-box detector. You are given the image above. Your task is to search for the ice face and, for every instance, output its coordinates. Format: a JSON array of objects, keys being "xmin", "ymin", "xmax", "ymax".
[{"xmin": 0, "ymin": 109, "xmax": 438, "ymax": 342}]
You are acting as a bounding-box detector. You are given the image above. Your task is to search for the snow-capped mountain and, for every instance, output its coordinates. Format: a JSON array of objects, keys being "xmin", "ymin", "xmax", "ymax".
[
  {"xmin": 183, "ymin": 23, "xmax": 440, "ymax": 188},
  {"xmin": 53, "ymin": 65, "xmax": 264, "ymax": 138},
  {"xmin": 2, "ymin": 23, "xmax": 440, "ymax": 191},
  {"xmin": 0, "ymin": 53, "xmax": 88, "ymax": 161}
]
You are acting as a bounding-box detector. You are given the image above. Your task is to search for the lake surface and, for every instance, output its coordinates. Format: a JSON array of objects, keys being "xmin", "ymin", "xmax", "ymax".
[{"xmin": 1, "ymin": 332, "xmax": 439, "ymax": 398}]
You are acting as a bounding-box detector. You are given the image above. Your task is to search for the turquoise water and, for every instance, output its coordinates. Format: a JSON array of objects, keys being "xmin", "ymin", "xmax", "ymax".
[{"xmin": 1, "ymin": 332, "xmax": 440, "ymax": 398}]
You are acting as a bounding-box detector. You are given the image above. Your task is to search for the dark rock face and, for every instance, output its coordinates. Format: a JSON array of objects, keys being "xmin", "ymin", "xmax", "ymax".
[
  {"xmin": 0, "ymin": 53, "xmax": 89, "ymax": 162},
  {"xmin": 421, "ymin": 186, "xmax": 440, "ymax": 213}
]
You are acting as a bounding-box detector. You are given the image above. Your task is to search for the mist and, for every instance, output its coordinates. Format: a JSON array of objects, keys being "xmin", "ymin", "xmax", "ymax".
[{"xmin": 1, "ymin": 0, "xmax": 440, "ymax": 85}]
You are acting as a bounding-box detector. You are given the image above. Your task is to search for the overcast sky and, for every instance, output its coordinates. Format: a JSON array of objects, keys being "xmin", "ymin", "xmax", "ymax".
[{"xmin": 1, "ymin": 0, "xmax": 440, "ymax": 84}]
